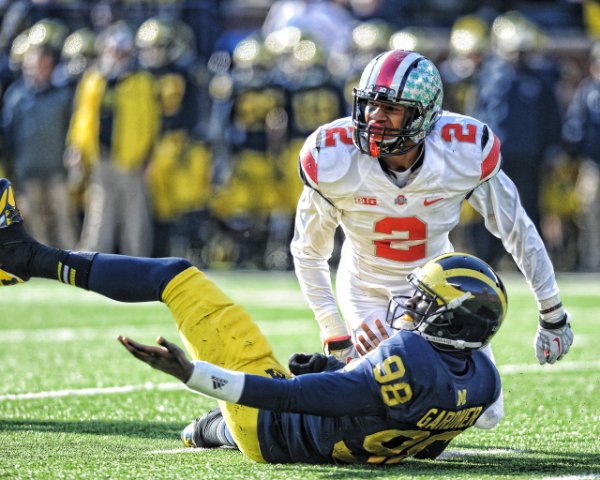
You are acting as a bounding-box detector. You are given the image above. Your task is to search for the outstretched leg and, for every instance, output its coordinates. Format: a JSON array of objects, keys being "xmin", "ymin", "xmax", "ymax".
[
  {"xmin": 0, "ymin": 178, "xmax": 192, "ymax": 301},
  {"xmin": 1, "ymin": 177, "xmax": 285, "ymax": 461}
]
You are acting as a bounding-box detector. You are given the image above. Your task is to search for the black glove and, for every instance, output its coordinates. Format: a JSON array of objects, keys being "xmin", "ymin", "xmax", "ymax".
[{"xmin": 288, "ymin": 352, "xmax": 330, "ymax": 375}]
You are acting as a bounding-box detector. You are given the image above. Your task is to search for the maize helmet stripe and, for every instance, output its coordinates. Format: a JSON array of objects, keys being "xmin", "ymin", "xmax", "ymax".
[
  {"xmin": 444, "ymin": 268, "xmax": 508, "ymax": 314},
  {"xmin": 418, "ymin": 251, "xmax": 507, "ymax": 312}
]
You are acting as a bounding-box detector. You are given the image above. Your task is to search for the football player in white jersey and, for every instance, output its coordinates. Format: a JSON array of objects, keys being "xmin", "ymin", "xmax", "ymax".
[{"xmin": 291, "ymin": 49, "xmax": 574, "ymax": 428}]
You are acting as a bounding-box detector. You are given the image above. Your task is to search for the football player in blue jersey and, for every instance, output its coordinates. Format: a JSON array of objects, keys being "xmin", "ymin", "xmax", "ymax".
[{"xmin": 1, "ymin": 177, "xmax": 507, "ymax": 464}]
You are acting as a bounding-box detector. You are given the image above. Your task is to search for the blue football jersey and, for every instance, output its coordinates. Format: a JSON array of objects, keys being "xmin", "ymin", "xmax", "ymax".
[{"xmin": 241, "ymin": 330, "xmax": 500, "ymax": 464}]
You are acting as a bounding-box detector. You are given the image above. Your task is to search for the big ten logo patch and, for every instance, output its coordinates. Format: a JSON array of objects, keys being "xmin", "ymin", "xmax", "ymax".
[{"xmin": 354, "ymin": 196, "xmax": 379, "ymax": 206}]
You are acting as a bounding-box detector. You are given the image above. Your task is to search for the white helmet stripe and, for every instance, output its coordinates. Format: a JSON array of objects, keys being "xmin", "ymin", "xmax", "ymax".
[{"xmin": 359, "ymin": 51, "xmax": 384, "ymax": 90}]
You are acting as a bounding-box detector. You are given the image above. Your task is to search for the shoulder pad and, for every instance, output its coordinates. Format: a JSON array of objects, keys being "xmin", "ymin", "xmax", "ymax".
[
  {"xmin": 298, "ymin": 118, "xmax": 355, "ymax": 189},
  {"xmin": 479, "ymin": 125, "xmax": 502, "ymax": 182},
  {"xmin": 434, "ymin": 113, "xmax": 502, "ymax": 183}
]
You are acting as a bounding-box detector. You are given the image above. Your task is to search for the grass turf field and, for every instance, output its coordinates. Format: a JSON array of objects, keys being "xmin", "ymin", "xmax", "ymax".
[{"xmin": 0, "ymin": 270, "xmax": 599, "ymax": 480}]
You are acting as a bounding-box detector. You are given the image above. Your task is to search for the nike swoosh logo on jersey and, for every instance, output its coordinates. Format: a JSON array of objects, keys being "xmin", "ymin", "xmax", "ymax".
[{"xmin": 423, "ymin": 197, "xmax": 444, "ymax": 206}]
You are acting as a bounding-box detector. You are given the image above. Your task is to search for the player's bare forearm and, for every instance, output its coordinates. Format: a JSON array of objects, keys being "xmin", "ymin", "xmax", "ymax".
[{"xmin": 117, "ymin": 335, "xmax": 193, "ymax": 383}]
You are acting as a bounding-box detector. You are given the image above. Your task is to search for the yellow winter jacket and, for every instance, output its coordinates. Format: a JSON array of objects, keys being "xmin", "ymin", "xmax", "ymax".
[
  {"xmin": 147, "ymin": 131, "xmax": 213, "ymax": 219},
  {"xmin": 67, "ymin": 67, "xmax": 160, "ymax": 171}
]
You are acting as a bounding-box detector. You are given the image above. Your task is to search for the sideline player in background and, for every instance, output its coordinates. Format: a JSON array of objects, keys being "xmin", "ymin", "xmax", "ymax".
[
  {"xmin": 291, "ymin": 49, "xmax": 574, "ymax": 428},
  {"xmin": 0, "ymin": 177, "xmax": 505, "ymax": 463}
]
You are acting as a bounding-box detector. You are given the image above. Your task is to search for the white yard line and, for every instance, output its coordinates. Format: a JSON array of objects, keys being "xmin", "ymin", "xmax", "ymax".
[
  {"xmin": 148, "ymin": 448, "xmax": 207, "ymax": 454},
  {"xmin": 1, "ymin": 319, "xmax": 316, "ymax": 342},
  {"xmin": 541, "ymin": 476, "xmax": 600, "ymax": 480},
  {"xmin": 439, "ymin": 447, "xmax": 526, "ymax": 458},
  {"xmin": 1, "ymin": 360, "xmax": 598, "ymax": 402},
  {"xmin": 0, "ymin": 382, "xmax": 183, "ymax": 401},
  {"xmin": 499, "ymin": 359, "xmax": 600, "ymax": 375},
  {"xmin": 0, "ymin": 278, "xmax": 309, "ymax": 307}
]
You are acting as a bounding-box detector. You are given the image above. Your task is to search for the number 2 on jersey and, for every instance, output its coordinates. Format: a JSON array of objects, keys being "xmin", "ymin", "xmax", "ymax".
[
  {"xmin": 374, "ymin": 217, "xmax": 426, "ymax": 262},
  {"xmin": 441, "ymin": 123, "xmax": 477, "ymax": 143}
]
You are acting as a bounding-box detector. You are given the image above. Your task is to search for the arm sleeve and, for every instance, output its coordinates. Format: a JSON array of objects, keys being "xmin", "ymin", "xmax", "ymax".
[
  {"xmin": 468, "ymin": 170, "xmax": 560, "ymax": 303},
  {"xmin": 185, "ymin": 360, "xmax": 385, "ymax": 416},
  {"xmin": 240, "ymin": 369, "xmax": 386, "ymax": 417},
  {"xmin": 290, "ymin": 186, "xmax": 348, "ymax": 341}
]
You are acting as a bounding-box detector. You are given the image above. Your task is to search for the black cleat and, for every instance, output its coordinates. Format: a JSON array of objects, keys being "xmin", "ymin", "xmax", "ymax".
[
  {"xmin": 181, "ymin": 407, "xmax": 235, "ymax": 448},
  {"xmin": 0, "ymin": 178, "xmax": 23, "ymax": 228},
  {"xmin": 0, "ymin": 178, "xmax": 36, "ymax": 285}
]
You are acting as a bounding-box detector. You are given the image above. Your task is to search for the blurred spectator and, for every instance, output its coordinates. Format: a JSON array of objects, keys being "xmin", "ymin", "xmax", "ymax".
[
  {"xmin": 0, "ymin": 0, "xmax": 83, "ymax": 54},
  {"xmin": 539, "ymin": 151, "xmax": 581, "ymax": 270},
  {"xmin": 1, "ymin": 42, "xmax": 77, "ymax": 248},
  {"xmin": 208, "ymin": 32, "xmax": 287, "ymax": 268},
  {"xmin": 439, "ymin": 14, "xmax": 491, "ymax": 256},
  {"xmin": 1, "ymin": 17, "xmax": 68, "ymax": 95},
  {"xmin": 339, "ymin": 19, "xmax": 392, "ymax": 113},
  {"xmin": 583, "ymin": 0, "xmax": 600, "ymax": 39},
  {"xmin": 262, "ymin": 0, "xmax": 356, "ymax": 56},
  {"xmin": 53, "ymin": 27, "xmax": 97, "ymax": 88},
  {"xmin": 474, "ymin": 11, "xmax": 562, "ymax": 233},
  {"xmin": 439, "ymin": 14, "xmax": 490, "ymax": 114},
  {"xmin": 136, "ymin": 17, "xmax": 213, "ymax": 261},
  {"xmin": 182, "ymin": 0, "xmax": 222, "ymax": 60},
  {"xmin": 267, "ymin": 28, "xmax": 346, "ymax": 269},
  {"xmin": 563, "ymin": 41, "xmax": 600, "ymax": 270},
  {"xmin": 388, "ymin": 26, "xmax": 440, "ymax": 61},
  {"xmin": 66, "ymin": 21, "xmax": 159, "ymax": 256}
]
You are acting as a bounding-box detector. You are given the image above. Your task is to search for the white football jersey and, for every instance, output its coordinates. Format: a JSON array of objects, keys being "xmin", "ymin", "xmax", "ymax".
[{"xmin": 291, "ymin": 113, "xmax": 559, "ymax": 337}]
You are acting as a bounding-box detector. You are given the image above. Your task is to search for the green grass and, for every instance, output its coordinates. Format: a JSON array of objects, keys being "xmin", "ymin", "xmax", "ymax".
[{"xmin": 1, "ymin": 271, "xmax": 599, "ymax": 479}]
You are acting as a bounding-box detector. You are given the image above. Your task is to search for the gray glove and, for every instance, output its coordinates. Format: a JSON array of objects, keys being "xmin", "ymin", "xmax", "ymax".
[
  {"xmin": 323, "ymin": 335, "xmax": 358, "ymax": 363},
  {"xmin": 534, "ymin": 312, "xmax": 574, "ymax": 364}
]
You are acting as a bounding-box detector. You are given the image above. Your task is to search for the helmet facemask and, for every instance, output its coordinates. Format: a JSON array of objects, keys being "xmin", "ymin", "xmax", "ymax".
[
  {"xmin": 386, "ymin": 279, "xmax": 482, "ymax": 351},
  {"xmin": 352, "ymin": 88, "xmax": 430, "ymax": 157}
]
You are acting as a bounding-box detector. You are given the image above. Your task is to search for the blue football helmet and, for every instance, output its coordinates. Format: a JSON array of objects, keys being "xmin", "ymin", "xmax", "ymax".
[{"xmin": 386, "ymin": 252, "xmax": 507, "ymax": 351}]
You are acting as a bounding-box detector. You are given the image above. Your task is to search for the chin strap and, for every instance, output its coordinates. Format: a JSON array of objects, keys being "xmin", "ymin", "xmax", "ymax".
[{"xmin": 417, "ymin": 331, "xmax": 483, "ymax": 350}]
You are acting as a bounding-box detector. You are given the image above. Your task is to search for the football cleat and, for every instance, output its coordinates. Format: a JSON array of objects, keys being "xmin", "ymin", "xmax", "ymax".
[
  {"xmin": 181, "ymin": 407, "xmax": 234, "ymax": 448},
  {"xmin": 0, "ymin": 178, "xmax": 35, "ymax": 286},
  {"xmin": 0, "ymin": 178, "xmax": 23, "ymax": 228}
]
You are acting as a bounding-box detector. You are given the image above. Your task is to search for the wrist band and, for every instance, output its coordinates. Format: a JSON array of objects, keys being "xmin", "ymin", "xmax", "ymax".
[
  {"xmin": 324, "ymin": 335, "xmax": 352, "ymax": 351},
  {"xmin": 539, "ymin": 302, "xmax": 563, "ymax": 315},
  {"xmin": 539, "ymin": 313, "xmax": 568, "ymax": 330}
]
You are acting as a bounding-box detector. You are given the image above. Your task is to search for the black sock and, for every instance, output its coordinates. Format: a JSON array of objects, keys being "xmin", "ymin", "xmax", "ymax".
[
  {"xmin": 201, "ymin": 413, "xmax": 237, "ymax": 448},
  {"xmin": 28, "ymin": 244, "xmax": 96, "ymax": 290}
]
